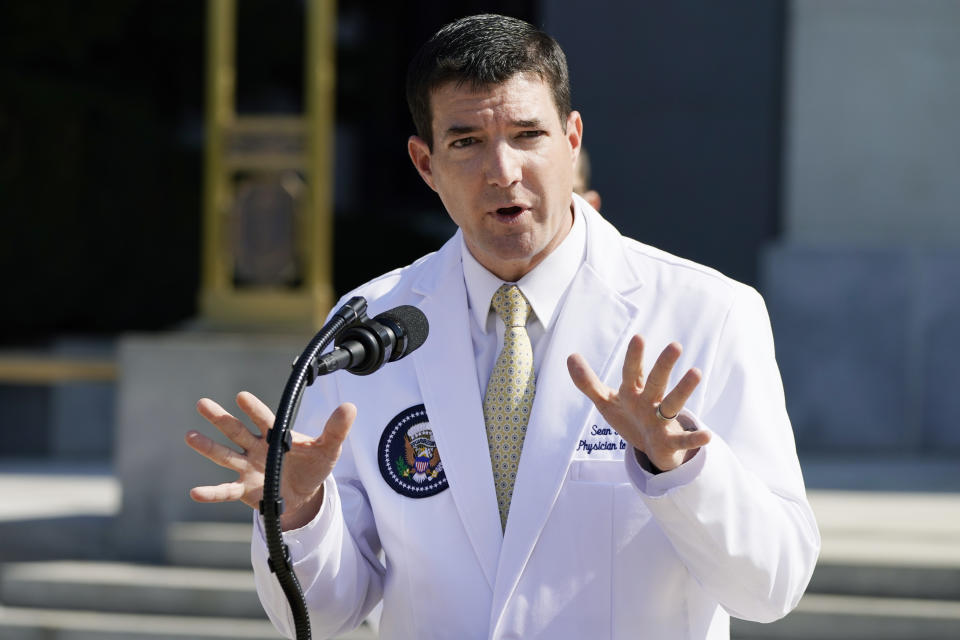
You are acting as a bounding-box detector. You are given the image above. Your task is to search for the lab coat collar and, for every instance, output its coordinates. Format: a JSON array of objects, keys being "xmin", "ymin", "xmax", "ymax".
[{"xmin": 411, "ymin": 234, "xmax": 503, "ymax": 591}]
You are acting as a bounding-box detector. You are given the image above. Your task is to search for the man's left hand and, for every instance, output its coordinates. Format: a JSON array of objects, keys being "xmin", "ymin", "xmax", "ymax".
[{"xmin": 567, "ymin": 334, "xmax": 711, "ymax": 472}]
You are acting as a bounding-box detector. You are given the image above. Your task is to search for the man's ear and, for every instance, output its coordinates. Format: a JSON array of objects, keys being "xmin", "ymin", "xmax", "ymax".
[
  {"xmin": 566, "ymin": 110, "xmax": 583, "ymax": 164},
  {"xmin": 408, "ymin": 135, "xmax": 438, "ymax": 193}
]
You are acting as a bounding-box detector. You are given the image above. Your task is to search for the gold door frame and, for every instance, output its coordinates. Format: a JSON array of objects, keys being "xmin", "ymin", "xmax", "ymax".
[{"xmin": 200, "ymin": 0, "xmax": 336, "ymax": 330}]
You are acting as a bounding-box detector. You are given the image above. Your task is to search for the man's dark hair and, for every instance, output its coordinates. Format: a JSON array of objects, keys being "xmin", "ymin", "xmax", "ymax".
[{"xmin": 406, "ymin": 14, "xmax": 571, "ymax": 149}]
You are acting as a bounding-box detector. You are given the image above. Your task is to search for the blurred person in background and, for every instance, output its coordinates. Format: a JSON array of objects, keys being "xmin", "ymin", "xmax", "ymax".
[{"xmin": 573, "ymin": 146, "xmax": 601, "ymax": 211}]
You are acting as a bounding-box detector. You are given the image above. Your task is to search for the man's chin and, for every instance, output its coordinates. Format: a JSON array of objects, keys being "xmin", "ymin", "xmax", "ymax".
[{"xmin": 475, "ymin": 242, "xmax": 552, "ymax": 281}]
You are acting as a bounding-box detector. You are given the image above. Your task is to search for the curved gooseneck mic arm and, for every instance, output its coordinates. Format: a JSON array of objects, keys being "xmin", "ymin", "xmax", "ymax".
[{"xmin": 260, "ymin": 296, "xmax": 367, "ymax": 640}]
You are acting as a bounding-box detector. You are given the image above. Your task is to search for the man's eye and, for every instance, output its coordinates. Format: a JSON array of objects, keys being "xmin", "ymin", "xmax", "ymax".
[
  {"xmin": 451, "ymin": 137, "xmax": 476, "ymax": 148},
  {"xmin": 519, "ymin": 130, "xmax": 545, "ymax": 139}
]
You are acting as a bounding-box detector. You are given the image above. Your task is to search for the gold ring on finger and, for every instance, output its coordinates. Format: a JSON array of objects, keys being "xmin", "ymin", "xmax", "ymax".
[{"xmin": 655, "ymin": 405, "xmax": 677, "ymax": 422}]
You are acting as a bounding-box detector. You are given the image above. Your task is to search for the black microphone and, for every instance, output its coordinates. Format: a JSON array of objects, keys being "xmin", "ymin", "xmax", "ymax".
[{"xmin": 315, "ymin": 305, "xmax": 429, "ymax": 376}]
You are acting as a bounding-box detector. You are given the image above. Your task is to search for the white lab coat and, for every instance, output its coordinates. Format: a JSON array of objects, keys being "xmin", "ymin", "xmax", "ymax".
[{"xmin": 252, "ymin": 197, "xmax": 820, "ymax": 640}]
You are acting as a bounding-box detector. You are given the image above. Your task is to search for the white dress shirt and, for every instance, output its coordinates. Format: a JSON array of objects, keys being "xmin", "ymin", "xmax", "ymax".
[{"xmin": 461, "ymin": 202, "xmax": 586, "ymax": 399}]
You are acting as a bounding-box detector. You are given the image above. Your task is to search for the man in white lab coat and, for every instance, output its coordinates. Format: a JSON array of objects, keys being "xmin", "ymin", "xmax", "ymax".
[{"xmin": 186, "ymin": 14, "xmax": 819, "ymax": 640}]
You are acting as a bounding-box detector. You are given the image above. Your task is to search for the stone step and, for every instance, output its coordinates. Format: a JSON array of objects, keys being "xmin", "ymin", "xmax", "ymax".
[
  {"xmin": 731, "ymin": 593, "xmax": 960, "ymax": 640},
  {"xmin": 0, "ymin": 562, "xmax": 263, "ymax": 619},
  {"xmin": 0, "ymin": 606, "xmax": 376, "ymax": 640},
  {"xmin": 809, "ymin": 490, "xmax": 960, "ymax": 543},
  {"xmin": 810, "ymin": 562, "xmax": 960, "ymax": 601},
  {"xmin": 806, "ymin": 489, "xmax": 960, "ymax": 602},
  {"xmin": 0, "ymin": 606, "xmax": 283, "ymax": 640},
  {"xmin": 811, "ymin": 524, "xmax": 960, "ymax": 601},
  {"xmin": 166, "ymin": 522, "xmax": 251, "ymax": 569}
]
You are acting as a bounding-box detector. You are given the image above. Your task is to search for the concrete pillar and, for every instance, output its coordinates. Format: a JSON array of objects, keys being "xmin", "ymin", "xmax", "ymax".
[
  {"xmin": 766, "ymin": 0, "xmax": 960, "ymax": 453},
  {"xmin": 113, "ymin": 331, "xmax": 309, "ymax": 559}
]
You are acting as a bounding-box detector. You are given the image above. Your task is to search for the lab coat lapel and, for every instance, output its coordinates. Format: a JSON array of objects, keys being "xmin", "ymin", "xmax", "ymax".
[
  {"xmin": 411, "ymin": 234, "xmax": 502, "ymax": 590},
  {"xmin": 489, "ymin": 205, "xmax": 645, "ymax": 630}
]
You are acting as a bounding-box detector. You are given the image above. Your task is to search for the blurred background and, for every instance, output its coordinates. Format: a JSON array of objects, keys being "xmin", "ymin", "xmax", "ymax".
[{"xmin": 1, "ymin": 1, "xmax": 958, "ymax": 639}]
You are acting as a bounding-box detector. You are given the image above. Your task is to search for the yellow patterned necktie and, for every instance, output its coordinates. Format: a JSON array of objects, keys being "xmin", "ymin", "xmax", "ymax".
[{"xmin": 483, "ymin": 284, "xmax": 536, "ymax": 531}]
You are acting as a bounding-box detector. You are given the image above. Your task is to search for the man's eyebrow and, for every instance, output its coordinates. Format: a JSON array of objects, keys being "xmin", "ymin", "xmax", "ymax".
[
  {"xmin": 443, "ymin": 125, "xmax": 478, "ymax": 139},
  {"xmin": 512, "ymin": 119, "xmax": 544, "ymax": 128}
]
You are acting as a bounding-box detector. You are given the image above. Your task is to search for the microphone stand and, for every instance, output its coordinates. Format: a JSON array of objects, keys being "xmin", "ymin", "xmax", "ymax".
[{"xmin": 260, "ymin": 296, "xmax": 368, "ymax": 640}]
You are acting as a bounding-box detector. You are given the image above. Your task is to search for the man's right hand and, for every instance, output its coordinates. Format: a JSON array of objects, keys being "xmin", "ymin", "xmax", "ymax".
[{"xmin": 185, "ymin": 391, "xmax": 357, "ymax": 530}]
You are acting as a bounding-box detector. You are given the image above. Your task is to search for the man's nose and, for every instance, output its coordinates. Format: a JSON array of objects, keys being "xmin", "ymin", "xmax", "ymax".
[{"xmin": 484, "ymin": 141, "xmax": 522, "ymax": 188}]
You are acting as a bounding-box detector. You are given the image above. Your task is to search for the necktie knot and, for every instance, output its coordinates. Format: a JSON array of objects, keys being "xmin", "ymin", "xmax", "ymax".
[{"xmin": 492, "ymin": 284, "xmax": 531, "ymax": 329}]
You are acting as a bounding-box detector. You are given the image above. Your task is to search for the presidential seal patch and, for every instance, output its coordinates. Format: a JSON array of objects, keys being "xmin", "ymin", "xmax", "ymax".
[{"xmin": 378, "ymin": 404, "xmax": 448, "ymax": 498}]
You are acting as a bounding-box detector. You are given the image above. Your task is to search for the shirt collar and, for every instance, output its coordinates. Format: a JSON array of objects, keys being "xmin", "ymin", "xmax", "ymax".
[{"xmin": 461, "ymin": 200, "xmax": 587, "ymax": 333}]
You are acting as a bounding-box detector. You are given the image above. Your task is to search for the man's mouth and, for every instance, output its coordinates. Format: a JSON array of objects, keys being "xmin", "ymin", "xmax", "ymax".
[{"xmin": 495, "ymin": 206, "xmax": 525, "ymax": 217}]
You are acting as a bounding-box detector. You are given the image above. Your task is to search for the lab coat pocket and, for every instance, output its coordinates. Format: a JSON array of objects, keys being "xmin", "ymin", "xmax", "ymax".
[
  {"xmin": 524, "ymin": 462, "xmax": 616, "ymax": 637},
  {"xmin": 568, "ymin": 459, "xmax": 654, "ymax": 566},
  {"xmin": 568, "ymin": 458, "xmax": 629, "ymax": 484},
  {"xmin": 569, "ymin": 460, "xmax": 661, "ymax": 638},
  {"xmin": 612, "ymin": 484, "xmax": 688, "ymax": 638},
  {"xmin": 567, "ymin": 458, "xmax": 654, "ymax": 554}
]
